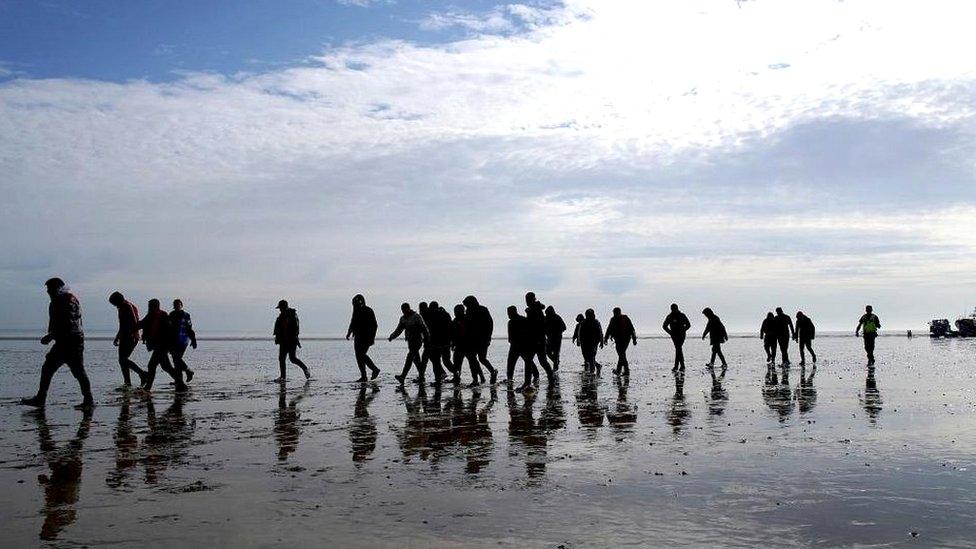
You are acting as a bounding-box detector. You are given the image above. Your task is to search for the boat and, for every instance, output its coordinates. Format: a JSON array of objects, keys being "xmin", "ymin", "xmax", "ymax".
[
  {"xmin": 956, "ymin": 308, "xmax": 976, "ymax": 337},
  {"xmin": 929, "ymin": 318, "xmax": 956, "ymax": 338}
]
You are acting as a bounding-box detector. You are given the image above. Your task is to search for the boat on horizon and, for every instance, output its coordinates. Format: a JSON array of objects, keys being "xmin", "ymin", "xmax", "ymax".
[{"xmin": 930, "ymin": 308, "xmax": 976, "ymax": 338}]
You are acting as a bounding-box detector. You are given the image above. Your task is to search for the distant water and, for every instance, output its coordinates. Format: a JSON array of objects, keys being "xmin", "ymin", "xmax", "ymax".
[{"xmin": 1, "ymin": 337, "xmax": 974, "ymax": 547}]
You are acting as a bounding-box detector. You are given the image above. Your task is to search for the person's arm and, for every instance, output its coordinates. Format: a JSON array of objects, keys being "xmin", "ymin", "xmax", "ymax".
[
  {"xmin": 702, "ymin": 322, "xmax": 711, "ymax": 340},
  {"xmin": 662, "ymin": 316, "xmax": 671, "ymax": 336},
  {"xmin": 346, "ymin": 313, "xmax": 355, "ymax": 340},
  {"xmin": 572, "ymin": 324, "xmax": 580, "ymax": 344},
  {"xmin": 682, "ymin": 316, "xmax": 691, "ymax": 332},
  {"xmin": 597, "ymin": 321, "xmax": 605, "ymax": 347},
  {"xmin": 388, "ymin": 317, "xmax": 405, "ymax": 341},
  {"xmin": 788, "ymin": 318, "xmax": 796, "ymax": 340},
  {"xmin": 875, "ymin": 316, "xmax": 881, "ymax": 329},
  {"xmin": 855, "ymin": 316, "xmax": 863, "ymax": 336},
  {"xmin": 603, "ymin": 319, "xmax": 612, "ymax": 345},
  {"xmin": 760, "ymin": 322, "xmax": 765, "ymax": 339},
  {"xmin": 419, "ymin": 316, "xmax": 430, "ymax": 345},
  {"xmin": 630, "ymin": 318, "xmax": 637, "ymax": 345},
  {"xmin": 294, "ymin": 315, "xmax": 301, "ymax": 348},
  {"xmin": 187, "ymin": 314, "xmax": 197, "ymax": 348}
]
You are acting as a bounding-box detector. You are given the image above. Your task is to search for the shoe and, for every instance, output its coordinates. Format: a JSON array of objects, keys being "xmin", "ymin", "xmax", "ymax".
[
  {"xmin": 186, "ymin": 370, "xmax": 194, "ymax": 382},
  {"xmin": 74, "ymin": 400, "xmax": 95, "ymax": 410},
  {"xmin": 412, "ymin": 377, "xmax": 425, "ymax": 385},
  {"xmin": 303, "ymin": 368, "xmax": 311, "ymax": 380},
  {"xmin": 371, "ymin": 368, "xmax": 380, "ymax": 380},
  {"xmin": 21, "ymin": 396, "xmax": 44, "ymax": 407},
  {"xmin": 394, "ymin": 375, "xmax": 406, "ymax": 384},
  {"xmin": 355, "ymin": 377, "xmax": 368, "ymax": 383},
  {"xmin": 175, "ymin": 384, "xmax": 189, "ymax": 393},
  {"xmin": 671, "ymin": 366, "xmax": 678, "ymax": 372},
  {"xmin": 273, "ymin": 377, "xmax": 285, "ymax": 382}
]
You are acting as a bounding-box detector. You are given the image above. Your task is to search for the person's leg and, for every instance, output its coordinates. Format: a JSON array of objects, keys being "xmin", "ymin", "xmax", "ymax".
[
  {"xmin": 354, "ymin": 342, "xmax": 368, "ymax": 381},
  {"xmin": 778, "ymin": 337, "xmax": 790, "ymax": 365},
  {"xmin": 430, "ymin": 350, "xmax": 444, "ymax": 384},
  {"xmin": 506, "ymin": 346, "xmax": 518, "ymax": 381},
  {"xmin": 807, "ymin": 341, "xmax": 817, "ymax": 363},
  {"xmin": 118, "ymin": 340, "xmax": 146, "ymax": 385},
  {"xmin": 674, "ymin": 335, "xmax": 686, "ymax": 370},
  {"xmin": 172, "ymin": 344, "xmax": 193, "ymax": 382},
  {"xmin": 519, "ymin": 353, "xmax": 536, "ymax": 390},
  {"xmin": 398, "ymin": 351, "xmax": 413, "ymax": 380},
  {"xmin": 865, "ymin": 334, "xmax": 876, "ymax": 364},
  {"xmin": 278, "ymin": 346, "xmax": 288, "ymax": 379},
  {"xmin": 617, "ymin": 342, "xmax": 630, "ymax": 375},
  {"xmin": 466, "ymin": 351, "xmax": 482, "ymax": 384},
  {"xmin": 288, "ymin": 348, "xmax": 310, "ymax": 378},
  {"xmin": 440, "ymin": 347, "xmax": 456, "ymax": 375},
  {"xmin": 410, "ymin": 347, "xmax": 425, "ymax": 378},
  {"xmin": 535, "ymin": 346, "xmax": 553, "ymax": 382},
  {"xmin": 66, "ymin": 349, "xmax": 94, "ymax": 405},
  {"xmin": 24, "ymin": 350, "xmax": 65, "ymax": 405},
  {"xmin": 716, "ymin": 344, "xmax": 728, "ymax": 368},
  {"xmin": 156, "ymin": 349, "xmax": 186, "ymax": 390},
  {"xmin": 708, "ymin": 344, "xmax": 717, "ymax": 366},
  {"xmin": 144, "ymin": 349, "xmax": 161, "ymax": 389},
  {"xmin": 418, "ymin": 347, "xmax": 429, "ymax": 378},
  {"xmin": 478, "ymin": 347, "xmax": 497, "ymax": 383},
  {"xmin": 362, "ymin": 343, "xmax": 380, "ymax": 377}
]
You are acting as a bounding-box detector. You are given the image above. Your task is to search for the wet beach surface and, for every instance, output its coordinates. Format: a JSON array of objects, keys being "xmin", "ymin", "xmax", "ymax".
[{"xmin": 2, "ymin": 336, "xmax": 975, "ymax": 547}]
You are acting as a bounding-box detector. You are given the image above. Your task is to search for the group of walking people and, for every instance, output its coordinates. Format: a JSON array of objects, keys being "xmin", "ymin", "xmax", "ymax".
[{"xmin": 20, "ymin": 277, "xmax": 885, "ymax": 409}]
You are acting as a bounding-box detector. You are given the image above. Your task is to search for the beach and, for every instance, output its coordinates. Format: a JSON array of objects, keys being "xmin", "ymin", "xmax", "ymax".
[{"xmin": 2, "ymin": 335, "xmax": 975, "ymax": 547}]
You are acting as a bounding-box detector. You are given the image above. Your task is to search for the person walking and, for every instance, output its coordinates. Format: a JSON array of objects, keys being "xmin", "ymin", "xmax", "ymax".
[
  {"xmin": 774, "ymin": 307, "xmax": 795, "ymax": 365},
  {"xmin": 139, "ymin": 299, "xmax": 187, "ymax": 391},
  {"xmin": 462, "ymin": 295, "xmax": 498, "ymax": 384},
  {"xmin": 760, "ymin": 312, "xmax": 777, "ymax": 364},
  {"xmin": 346, "ymin": 294, "xmax": 380, "ymax": 382},
  {"xmin": 544, "ymin": 305, "xmax": 567, "ymax": 371},
  {"xmin": 273, "ymin": 300, "xmax": 310, "ymax": 381},
  {"xmin": 21, "ymin": 278, "xmax": 94, "ymax": 409},
  {"xmin": 109, "ymin": 291, "xmax": 146, "ymax": 386},
  {"xmin": 579, "ymin": 309, "xmax": 604, "ymax": 373},
  {"xmin": 572, "ymin": 313, "xmax": 584, "ymax": 346},
  {"xmin": 855, "ymin": 305, "xmax": 881, "ymax": 366},
  {"xmin": 662, "ymin": 304, "xmax": 691, "ymax": 372},
  {"xmin": 506, "ymin": 305, "xmax": 537, "ymax": 391},
  {"xmin": 524, "ymin": 292, "xmax": 554, "ymax": 384},
  {"xmin": 794, "ymin": 311, "xmax": 817, "ymax": 365},
  {"xmin": 169, "ymin": 299, "xmax": 197, "ymax": 382},
  {"xmin": 604, "ymin": 307, "xmax": 637, "ymax": 376},
  {"xmin": 701, "ymin": 307, "xmax": 729, "ymax": 369},
  {"xmin": 389, "ymin": 303, "xmax": 430, "ymax": 385},
  {"xmin": 425, "ymin": 301, "xmax": 456, "ymax": 385},
  {"xmin": 451, "ymin": 304, "xmax": 476, "ymax": 384}
]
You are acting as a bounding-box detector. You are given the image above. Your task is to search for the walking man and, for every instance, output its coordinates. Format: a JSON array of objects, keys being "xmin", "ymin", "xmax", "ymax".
[
  {"xmin": 22, "ymin": 278, "xmax": 94, "ymax": 409},
  {"xmin": 462, "ymin": 296, "xmax": 498, "ymax": 384},
  {"xmin": 346, "ymin": 294, "xmax": 380, "ymax": 381},
  {"xmin": 390, "ymin": 303, "xmax": 430, "ymax": 385},
  {"xmin": 579, "ymin": 309, "xmax": 604, "ymax": 373},
  {"xmin": 855, "ymin": 305, "xmax": 881, "ymax": 366},
  {"xmin": 795, "ymin": 311, "xmax": 817, "ymax": 365},
  {"xmin": 774, "ymin": 307, "xmax": 795, "ymax": 365},
  {"xmin": 604, "ymin": 307, "xmax": 637, "ymax": 376},
  {"xmin": 702, "ymin": 307, "xmax": 729, "ymax": 369},
  {"xmin": 760, "ymin": 312, "xmax": 777, "ymax": 363},
  {"xmin": 524, "ymin": 292, "xmax": 554, "ymax": 383},
  {"xmin": 663, "ymin": 304, "xmax": 691, "ymax": 372},
  {"xmin": 506, "ymin": 305, "xmax": 536, "ymax": 391},
  {"xmin": 169, "ymin": 299, "xmax": 197, "ymax": 382},
  {"xmin": 544, "ymin": 305, "xmax": 567, "ymax": 371},
  {"xmin": 109, "ymin": 291, "xmax": 146, "ymax": 386},
  {"xmin": 273, "ymin": 300, "xmax": 310, "ymax": 381},
  {"xmin": 139, "ymin": 299, "xmax": 187, "ymax": 391}
]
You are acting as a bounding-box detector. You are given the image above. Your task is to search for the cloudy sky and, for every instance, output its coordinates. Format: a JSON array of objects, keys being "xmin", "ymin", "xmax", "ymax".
[{"xmin": 2, "ymin": 0, "xmax": 975, "ymax": 335}]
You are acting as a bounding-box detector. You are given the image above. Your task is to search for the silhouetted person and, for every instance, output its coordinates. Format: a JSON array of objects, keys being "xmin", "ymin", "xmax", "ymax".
[
  {"xmin": 425, "ymin": 300, "xmax": 456, "ymax": 385},
  {"xmin": 855, "ymin": 305, "xmax": 881, "ymax": 366},
  {"xmin": 417, "ymin": 301, "xmax": 432, "ymax": 378},
  {"xmin": 604, "ymin": 307, "xmax": 637, "ymax": 376},
  {"xmin": 139, "ymin": 299, "xmax": 187, "ymax": 392},
  {"xmin": 346, "ymin": 294, "xmax": 380, "ymax": 381},
  {"xmin": 390, "ymin": 302, "xmax": 430, "ymax": 385},
  {"xmin": 506, "ymin": 305, "xmax": 537, "ymax": 391},
  {"xmin": 579, "ymin": 309, "xmax": 604, "ymax": 373},
  {"xmin": 22, "ymin": 278, "xmax": 94, "ymax": 409},
  {"xmin": 274, "ymin": 380, "xmax": 309, "ymax": 462},
  {"xmin": 350, "ymin": 383, "xmax": 380, "ymax": 465},
  {"xmin": 663, "ymin": 303, "xmax": 691, "ymax": 371},
  {"xmin": 29, "ymin": 407, "xmax": 92, "ymax": 541},
  {"xmin": 794, "ymin": 311, "xmax": 817, "ymax": 365},
  {"xmin": 760, "ymin": 312, "xmax": 777, "ymax": 363},
  {"xmin": 524, "ymin": 292, "xmax": 554, "ymax": 383},
  {"xmin": 273, "ymin": 299, "xmax": 310, "ymax": 381},
  {"xmin": 701, "ymin": 307, "xmax": 728, "ymax": 369},
  {"xmin": 571, "ymin": 313, "xmax": 584, "ymax": 346},
  {"xmin": 451, "ymin": 304, "xmax": 478, "ymax": 384},
  {"xmin": 169, "ymin": 299, "xmax": 197, "ymax": 382},
  {"xmin": 774, "ymin": 307, "xmax": 795, "ymax": 365},
  {"xmin": 544, "ymin": 305, "xmax": 567, "ymax": 371},
  {"xmin": 462, "ymin": 295, "xmax": 498, "ymax": 384},
  {"xmin": 109, "ymin": 291, "xmax": 146, "ymax": 386}
]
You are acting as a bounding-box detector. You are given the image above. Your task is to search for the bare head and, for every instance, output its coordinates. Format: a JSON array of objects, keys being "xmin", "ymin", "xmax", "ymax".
[
  {"xmin": 109, "ymin": 291, "xmax": 124, "ymax": 306},
  {"xmin": 576, "ymin": 313, "xmax": 584, "ymax": 322},
  {"xmin": 429, "ymin": 301, "xmax": 439, "ymax": 311},
  {"xmin": 766, "ymin": 311, "xmax": 774, "ymax": 319},
  {"xmin": 401, "ymin": 302, "xmax": 411, "ymax": 315},
  {"xmin": 453, "ymin": 304, "xmax": 464, "ymax": 317},
  {"xmin": 775, "ymin": 307, "xmax": 784, "ymax": 315},
  {"xmin": 418, "ymin": 302, "xmax": 428, "ymax": 313},
  {"xmin": 173, "ymin": 299, "xmax": 183, "ymax": 311},
  {"xmin": 865, "ymin": 305, "xmax": 873, "ymax": 313},
  {"xmin": 148, "ymin": 298, "xmax": 161, "ymax": 312},
  {"xmin": 585, "ymin": 308, "xmax": 595, "ymax": 320},
  {"xmin": 462, "ymin": 295, "xmax": 478, "ymax": 308},
  {"xmin": 44, "ymin": 277, "xmax": 65, "ymax": 299},
  {"xmin": 507, "ymin": 305, "xmax": 518, "ymax": 319},
  {"xmin": 670, "ymin": 303, "xmax": 679, "ymax": 312},
  {"xmin": 525, "ymin": 292, "xmax": 536, "ymax": 306},
  {"xmin": 613, "ymin": 307, "xmax": 622, "ymax": 317}
]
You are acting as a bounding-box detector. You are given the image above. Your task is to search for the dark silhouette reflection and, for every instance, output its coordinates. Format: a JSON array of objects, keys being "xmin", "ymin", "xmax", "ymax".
[
  {"xmin": 667, "ymin": 370, "xmax": 689, "ymax": 435},
  {"xmin": 762, "ymin": 365, "xmax": 794, "ymax": 422},
  {"xmin": 349, "ymin": 383, "xmax": 379, "ymax": 465},
  {"xmin": 795, "ymin": 365, "xmax": 818, "ymax": 414},
  {"xmin": 29, "ymin": 408, "xmax": 92, "ymax": 541},
  {"xmin": 575, "ymin": 371, "xmax": 605, "ymax": 431},
  {"xmin": 507, "ymin": 390, "xmax": 547, "ymax": 481},
  {"xmin": 606, "ymin": 375, "xmax": 637, "ymax": 431},
  {"xmin": 274, "ymin": 381, "xmax": 309, "ymax": 462},
  {"xmin": 861, "ymin": 369, "xmax": 883, "ymax": 424},
  {"xmin": 107, "ymin": 391, "xmax": 139, "ymax": 490},
  {"xmin": 450, "ymin": 386, "xmax": 497, "ymax": 474},
  {"xmin": 143, "ymin": 393, "xmax": 195, "ymax": 484},
  {"xmin": 396, "ymin": 384, "xmax": 439, "ymax": 463},
  {"xmin": 707, "ymin": 367, "xmax": 728, "ymax": 417}
]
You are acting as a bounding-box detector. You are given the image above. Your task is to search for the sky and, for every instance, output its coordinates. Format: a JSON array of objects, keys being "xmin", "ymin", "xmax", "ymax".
[{"xmin": 1, "ymin": 0, "xmax": 975, "ymax": 335}]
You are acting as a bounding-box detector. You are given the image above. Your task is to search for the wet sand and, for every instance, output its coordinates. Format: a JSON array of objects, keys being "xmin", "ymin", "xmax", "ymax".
[{"xmin": 2, "ymin": 336, "xmax": 975, "ymax": 547}]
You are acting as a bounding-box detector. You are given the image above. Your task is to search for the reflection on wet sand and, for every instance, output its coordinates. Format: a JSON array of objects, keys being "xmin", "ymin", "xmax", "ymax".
[
  {"xmin": 667, "ymin": 370, "xmax": 689, "ymax": 435},
  {"xmin": 107, "ymin": 391, "xmax": 139, "ymax": 490},
  {"xmin": 144, "ymin": 393, "xmax": 196, "ymax": 484},
  {"xmin": 30, "ymin": 408, "xmax": 92, "ymax": 541},
  {"xmin": 606, "ymin": 376, "xmax": 637, "ymax": 430},
  {"xmin": 576, "ymin": 372, "xmax": 605, "ymax": 432},
  {"xmin": 507, "ymin": 389, "xmax": 547, "ymax": 480},
  {"xmin": 861, "ymin": 369, "xmax": 883, "ymax": 424},
  {"xmin": 795, "ymin": 365, "xmax": 818, "ymax": 414},
  {"xmin": 451, "ymin": 386, "xmax": 497, "ymax": 475},
  {"xmin": 707, "ymin": 368, "xmax": 728, "ymax": 418},
  {"xmin": 350, "ymin": 383, "xmax": 380, "ymax": 465},
  {"xmin": 763, "ymin": 365, "xmax": 794, "ymax": 422},
  {"xmin": 274, "ymin": 381, "xmax": 309, "ymax": 462}
]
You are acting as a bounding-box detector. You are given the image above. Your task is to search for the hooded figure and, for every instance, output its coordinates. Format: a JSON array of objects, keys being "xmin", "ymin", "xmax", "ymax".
[{"xmin": 273, "ymin": 300, "xmax": 310, "ymax": 381}]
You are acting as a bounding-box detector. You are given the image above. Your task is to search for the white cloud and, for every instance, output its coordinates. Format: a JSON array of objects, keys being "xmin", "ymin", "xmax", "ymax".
[{"xmin": 2, "ymin": 0, "xmax": 976, "ymax": 332}]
